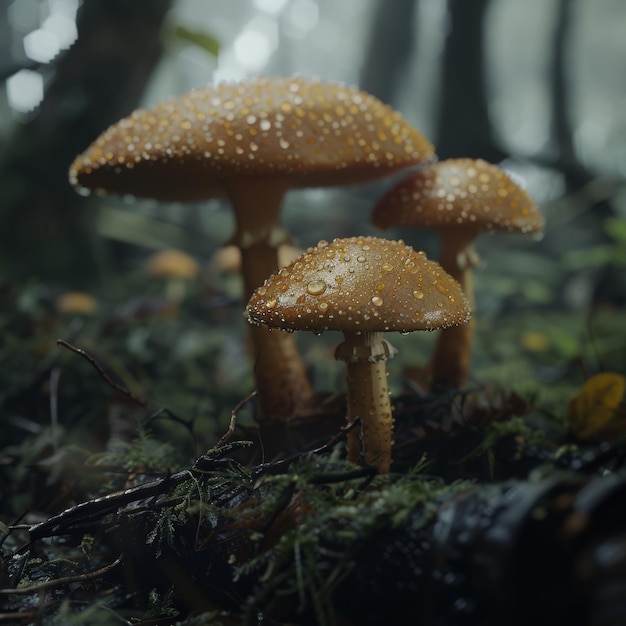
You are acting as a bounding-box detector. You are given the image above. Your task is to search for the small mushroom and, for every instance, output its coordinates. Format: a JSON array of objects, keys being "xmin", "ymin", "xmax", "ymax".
[
  {"xmin": 70, "ymin": 77, "xmax": 434, "ymax": 422},
  {"xmin": 55, "ymin": 291, "xmax": 98, "ymax": 316},
  {"xmin": 211, "ymin": 243, "xmax": 303, "ymax": 276},
  {"xmin": 372, "ymin": 158, "xmax": 544, "ymax": 389},
  {"xmin": 246, "ymin": 236, "xmax": 470, "ymax": 473},
  {"xmin": 146, "ymin": 248, "xmax": 200, "ymax": 305}
]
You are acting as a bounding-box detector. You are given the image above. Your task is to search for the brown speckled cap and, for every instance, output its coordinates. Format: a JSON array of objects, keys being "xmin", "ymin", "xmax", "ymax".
[
  {"xmin": 372, "ymin": 158, "xmax": 544, "ymax": 234},
  {"xmin": 246, "ymin": 236, "xmax": 470, "ymax": 334},
  {"xmin": 69, "ymin": 76, "xmax": 434, "ymax": 201}
]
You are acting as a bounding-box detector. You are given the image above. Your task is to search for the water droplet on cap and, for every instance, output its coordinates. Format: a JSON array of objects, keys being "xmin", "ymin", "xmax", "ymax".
[{"xmin": 306, "ymin": 280, "xmax": 327, "ymax": 296}]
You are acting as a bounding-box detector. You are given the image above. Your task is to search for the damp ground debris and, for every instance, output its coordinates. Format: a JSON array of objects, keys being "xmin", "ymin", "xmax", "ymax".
[{"xmin": 1, "ymin": 279, "xmax": 626, "ymax": 626}]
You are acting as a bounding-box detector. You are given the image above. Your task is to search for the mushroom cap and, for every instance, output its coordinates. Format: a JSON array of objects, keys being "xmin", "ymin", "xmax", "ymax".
[
  {"xmin": 55, "ymin": 291, "xmax": 98, "ymax": 315},
  {"xmin": 212, "ymin": 243, "xmax": 303, "ymax": 275},
  {"xmin": 246, "ymin": 236, "xmax": 470, "ymax": 334},
  {"xmin": 146, "ymin": 249, "xmax": 200, "ymax": 279},
  {"xmin": 70, "ymin": 76, "xmax": 434, "ymax": 201},
  {"xmin": 372, "ymin": 158, "xmax": 544, "ymax": 234}
]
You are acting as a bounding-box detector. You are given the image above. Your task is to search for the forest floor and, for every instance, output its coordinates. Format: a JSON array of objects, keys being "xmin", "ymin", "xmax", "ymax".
[{"xmin": 1, "ymin": 275, "xmax": 625, "ymax": 625}]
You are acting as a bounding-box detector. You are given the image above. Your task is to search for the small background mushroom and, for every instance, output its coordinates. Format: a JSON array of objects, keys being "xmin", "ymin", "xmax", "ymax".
[
  {"xmin": 372, "ymin": 158, "xmax": 544, "ymax": 389},
  {"xmin": 55, "ymin": 291, "xmax": 99, "ymax": 317},
  {"xmin": 146, "ymin": 248, "xmax": 200, "ymax": 308}
]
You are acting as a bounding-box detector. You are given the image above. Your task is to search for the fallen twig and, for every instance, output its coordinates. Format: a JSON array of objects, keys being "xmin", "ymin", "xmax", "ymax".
[
  {"xmin": 57, "ymin": 339, "xmax": 147, "ymax": 407},
  {"xmin": 0, "ymin": 553, "xmax": 124, "ymax": 596}
]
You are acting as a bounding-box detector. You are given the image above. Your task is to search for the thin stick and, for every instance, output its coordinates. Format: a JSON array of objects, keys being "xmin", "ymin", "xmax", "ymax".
[
  {"xmin": 0, "ymin": 554, "xmax": 124, "ymax": 596},
  {"xmin": 312, "ymin": 417, "xmax": 361, "ymax": 456},
  {"xmin": 57, "ymin": 339, "xmax": 147, "ymax": 407},
  {"xmin": 0, "ymin": 613, "xmax": 37, "ymax": 623},
  {"xmin": 251, "ymin": 418, "xmax": 362, "ymax": 478},
  {"xmin": 214, "ymin": 390, "xmax": 258, "ymax": 449},
  {"xmin": 49, "ymin": 366, "xmax": 61, "ymax": 451},
  {"xmin": 28, "ymin": 471, "xmax": 190, "ymax": 540}
]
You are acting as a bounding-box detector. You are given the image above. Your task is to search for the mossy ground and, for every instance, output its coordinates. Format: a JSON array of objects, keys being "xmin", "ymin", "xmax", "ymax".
[{"xmin": 1, "ymin": 273, "xmax": 625, "ymax": 624}]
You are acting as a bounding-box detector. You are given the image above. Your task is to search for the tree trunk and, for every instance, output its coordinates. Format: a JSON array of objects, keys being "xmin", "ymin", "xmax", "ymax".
[
  {"xmin": 359, "ymin": 0, "xmax": 417, "ymax": 105},
  {"xmin": 435, "ymin": 0, "xmax": 506, "ymax": 162},
  {"xmin": 0, "ymin": 0, "xmax": 172, "ymax": 283}
]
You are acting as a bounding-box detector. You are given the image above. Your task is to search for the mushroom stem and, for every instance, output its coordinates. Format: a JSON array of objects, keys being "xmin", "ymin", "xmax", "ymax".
[
  {"xmin": 249, "ymin": 320, "xmax": 314, "ymax": 421},
  {"xmin": 335, "ymin": 331, "xmax": 396, "ymax": 473},
  {"xmin": 431, "ymin": 228, "xmax": 479, "ymax": 389},
  {"xmin": 164, "ymin": 277, "xmax": 187, "ymax": 304},
  {"xmin": 225, "ymin": 178, "xmax": 314, "ymax": 421},
  {"xmin": 225, "ymin": 177, "xmax": 291, "ymax": 269}
]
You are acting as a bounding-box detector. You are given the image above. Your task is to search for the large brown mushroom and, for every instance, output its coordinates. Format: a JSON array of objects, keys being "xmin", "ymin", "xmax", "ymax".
[
  {"xmin": 70, "ymin": 76, "xmax": 434, "ymax": 421},
  {"xmin": 372, "ymin": 158, "xmax": 544, "ymax": 388},
  {"xmin": 246, "ymin": 236, "xmax": 470, "ymax": 473}
]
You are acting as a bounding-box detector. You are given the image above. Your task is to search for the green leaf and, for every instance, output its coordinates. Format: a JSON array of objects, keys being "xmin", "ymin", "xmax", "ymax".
[
  {"xmin": 604, "ymin": 217, "xmax": 626, "ymax": 242},
  {"xmin": 172, "ymin": 25, "xmax": 220, "ymax": 57},
  {"xmin": 562, "ymin": 244, "xmax": 619, "ymax": 269}
]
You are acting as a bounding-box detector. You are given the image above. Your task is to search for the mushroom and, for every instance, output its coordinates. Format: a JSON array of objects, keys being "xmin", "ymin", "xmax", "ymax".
[
  {"xmin": 146, "ymin": 248, "xmax": 200, "ymax": 305},
  {"xmin": 55, "ymin": 291, "xmax": 98, "ymax": 316},
  {"xmin": 211, "ymin": 242, "xmax": 303, "ymax": 276},
  {"xmin": 210, "ymin": 242, "xmax": 304, "ymax": 310},
  {"xmin": 69, "ymin": 76, "xmax": 434, "ymax": 421},
  {"xmin": 372, "ymin": 158, "xmax": 544, "ymax": 389},
  {"xmin": 246, "ymin": 236, "xmax": 470, "ymax": 473}
]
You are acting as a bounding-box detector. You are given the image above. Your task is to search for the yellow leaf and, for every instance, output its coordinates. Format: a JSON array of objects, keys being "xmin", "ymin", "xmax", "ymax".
[{"xmin": 567, "ymin": 372, "xmax": 626, "ymax": 440}]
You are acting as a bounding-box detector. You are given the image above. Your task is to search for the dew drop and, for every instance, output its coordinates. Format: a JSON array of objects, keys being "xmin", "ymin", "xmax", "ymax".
[
  {"xmin": 371, "ymin": 296, "xmax": 383, "ymax": 307},
  {"xmin": 413, "ymin": 290, "xmax": 424, "ymax": 300},
  {"xmin": 306, "ymin": 280, "xmax": 327, "ymax": 296},
  {"xmin": 357, "ymin": 255, "xmax": 366, "ymax": 263}
]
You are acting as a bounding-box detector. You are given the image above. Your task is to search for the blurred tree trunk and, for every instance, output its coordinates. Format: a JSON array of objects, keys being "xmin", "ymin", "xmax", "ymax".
[
  {"xmin": 551, "ymin": 0, "xmax": 576, "ymax": 177},
  {"xmin": 435, "ymin": 0, "xmax": 506, "ymax": 162},
  {"xmin": 0, "ymin": 0, "xmax": 171, "ymax": 285},
  {"xmin": 548, "ymin": 0, "xmax": 608, "ymax": 196},
  {"xmin": 359, "ymin": 0, "xmax": 416, "ymax": 105},
  {"xmin": 548, "ymin": 0, "xmax": 615, "ymax": 217},
  {"xmin": 548, "ymin": 0, "xmax": 620, "ymax": 302}
]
